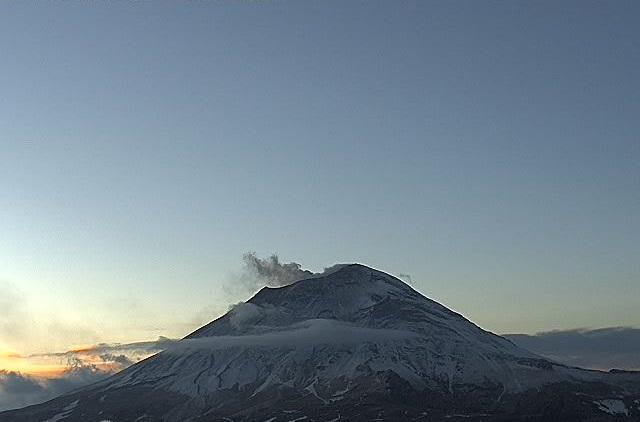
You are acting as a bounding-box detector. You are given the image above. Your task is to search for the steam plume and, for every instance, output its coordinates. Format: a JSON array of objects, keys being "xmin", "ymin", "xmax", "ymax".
[{"xmin": 242, "ymin": 253, "xmax": 314, "ymax": 287}]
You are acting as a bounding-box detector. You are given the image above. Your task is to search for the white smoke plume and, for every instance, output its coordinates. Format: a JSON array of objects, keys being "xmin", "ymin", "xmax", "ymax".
[
  {"xmin": 242, "ymin": 252, "xmax": 314, "ymax": 287},
  {"xmin": 241, "ymin": 252, "xmax": 350, "ymax": 290}
]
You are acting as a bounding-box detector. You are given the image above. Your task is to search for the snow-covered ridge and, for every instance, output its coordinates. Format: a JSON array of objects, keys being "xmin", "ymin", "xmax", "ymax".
[
  {"xmin": 190, "ymin": 264, "xmax": 475, "ymax": 337},
  {"xmin": 98, "ymin": 264, "xmax": 592, "ymax": 398}
]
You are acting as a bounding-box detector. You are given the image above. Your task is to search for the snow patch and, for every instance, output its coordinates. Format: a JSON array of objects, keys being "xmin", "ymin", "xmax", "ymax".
[
  {"xmin": 594, "ymin": 399, "xmax": 629, "ymax": 416},
  {"xmin": 304, "ymin": 378, "xmax": 328, "ymax": 404},
  {"xmin": 40, "ymin": 400, "xmax": 79, "ymax": 422}
]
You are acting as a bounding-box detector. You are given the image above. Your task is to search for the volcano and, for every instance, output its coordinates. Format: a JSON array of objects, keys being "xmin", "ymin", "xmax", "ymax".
[{"xmin": 2, "ymin": 264, "xmax": 639, "ymax": 421}]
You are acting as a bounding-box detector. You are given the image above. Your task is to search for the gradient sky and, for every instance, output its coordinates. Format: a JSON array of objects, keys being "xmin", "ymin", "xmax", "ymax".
[{"xmin": 1, "ymin": 1, "xmax": 639, "ymax": 358}]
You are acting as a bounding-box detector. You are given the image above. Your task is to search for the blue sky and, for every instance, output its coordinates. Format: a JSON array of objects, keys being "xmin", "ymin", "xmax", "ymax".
[{"xmin": 1, "ymin": 1, "xmax": 638, "ymax": 354}]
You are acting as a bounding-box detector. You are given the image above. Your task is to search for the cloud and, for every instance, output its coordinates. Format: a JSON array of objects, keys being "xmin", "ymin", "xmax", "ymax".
[
  {"xmin": 99, "ymin": 353, "xmax": 134, "ymax": 367},
  {"xmin": 226, "ymin": 301, "xmax": 286, "ymax": 330},
  {"xmin": 0, "ymin": 356, "xmax": 125, "ymax": 411},
  {"xmin": 164, "ymin": 319, "xmax": 419, "ymax": 354},
  {"xmin": 0, "ymin": 365, "xmax": 108, "ymax": 412},
  {"xmin": 505, "ymin": 326, "xmax": 640, "ymax": 371},
  {"xmin": 0, "ymin": 370, "xmax": 48, "ymax": 411},
  {"xmin": 228, "ymin": 302, "xmax": 265, "ymax": 329},
  {"xmin": 28, "ymin": 336, "xmax": 175, "ymax": 362}
]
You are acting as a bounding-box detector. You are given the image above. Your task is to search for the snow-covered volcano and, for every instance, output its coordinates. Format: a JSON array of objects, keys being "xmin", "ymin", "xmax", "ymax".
[{"xmin": 2, "ymin": 264, "xmax": 639, "ymax": 421}]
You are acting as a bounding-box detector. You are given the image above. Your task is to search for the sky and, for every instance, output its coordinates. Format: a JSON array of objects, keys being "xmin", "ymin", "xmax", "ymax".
[{"xmin": 1, "ymin": 0, "xmax": 639, "ymax": 378}]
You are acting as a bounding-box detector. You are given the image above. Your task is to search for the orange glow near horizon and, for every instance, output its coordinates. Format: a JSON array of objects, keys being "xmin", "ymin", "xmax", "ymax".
[
  {"xmin": 1, "ymin": 342, "xmax": 153, "ymax": 380},
  {"xmin": 68, "ymin": 344, "xmax": 98, "ymax": 353},
  {"xmin": 1, "ymin": 345, "xmax": 105, "ymax": 379},
  {"xmin": 1, "ymin": 351, "xmax": 64, "ymax": 378},
  {"xmin": 17, "ymin": 364, "xmax": 69, "ymax": 379}
]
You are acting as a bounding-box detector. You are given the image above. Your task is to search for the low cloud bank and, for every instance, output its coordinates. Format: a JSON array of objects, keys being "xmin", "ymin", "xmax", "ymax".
[
  {"xmin": 0, "ymin": 365, "xmax": 109, "ymax": 412},
  {"xmin": 0, "ymin": 337, "xmax": 175, "ymax": 411},
  {"xmin": 165, "ymin": 319, "xmax": 419, "ymax": 354},
  {"xmin": 506, "ymin": 326, "xmax": 640, "ymax": 371},
  {"xmin": 0, "ymin": 370, "xmax": 49, "ymax": 411},
  {"xmin": 28, "ymin": 336, "xmax": 175, "ymax": 360}
]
